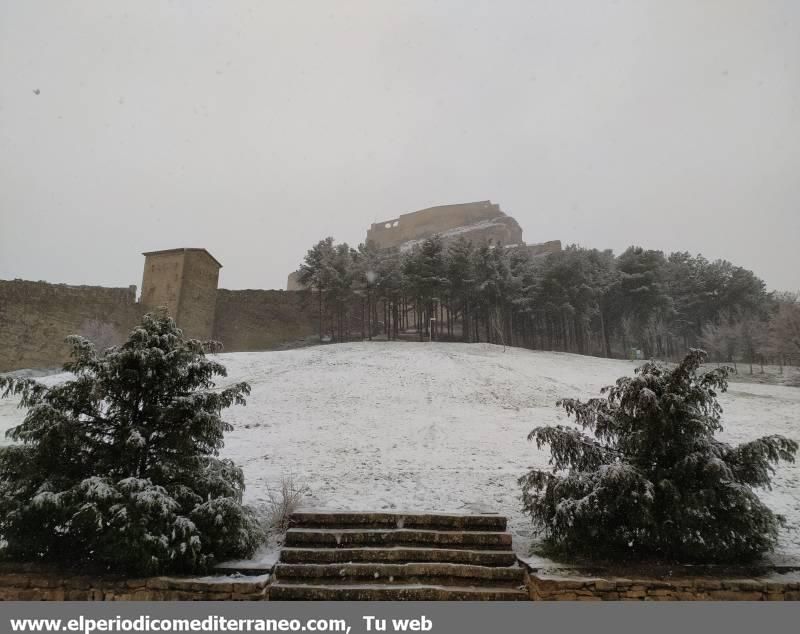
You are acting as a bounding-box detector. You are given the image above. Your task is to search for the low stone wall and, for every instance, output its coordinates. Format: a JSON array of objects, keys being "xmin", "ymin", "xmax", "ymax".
[
  {"xmin": 525, "ymin": 567, "xmax": 800, "ymax": 601},
  {"xmin": 5, "ymin": 564, "xmax": 800, "ymax": 601},
  {"xmin": 0, "ymin": 569, "xmax": 269, "ymax": 601}
]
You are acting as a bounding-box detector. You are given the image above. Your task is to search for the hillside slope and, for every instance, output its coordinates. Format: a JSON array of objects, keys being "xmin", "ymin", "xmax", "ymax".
[
  {"xmin": 2, "ymin": 342, "xmax": 798, "ymax": 563},
  {"xmin": 218, "ymin": 342, "xmax": 800, "ymax": 564}
]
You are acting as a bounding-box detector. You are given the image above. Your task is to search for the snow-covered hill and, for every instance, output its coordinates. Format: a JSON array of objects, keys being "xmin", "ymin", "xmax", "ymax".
[{"xmin": 2, "ymin": 342, "xmax": 799, "ymax": 563}]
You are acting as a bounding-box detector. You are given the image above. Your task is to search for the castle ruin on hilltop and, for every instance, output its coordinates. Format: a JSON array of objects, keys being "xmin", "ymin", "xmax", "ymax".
[
  {"xmin": 367, "ymin": 200, "xmax": 524, "ymax": 250},
  {"xmin": 287, "ymin": 200, "xmax": 561, "ymax": 289}
]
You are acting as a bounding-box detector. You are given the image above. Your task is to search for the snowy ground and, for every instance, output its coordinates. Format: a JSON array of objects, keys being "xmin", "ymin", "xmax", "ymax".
[{"xmin": 1, "ymin": 342, "xmax": 799, "ymax": 565}]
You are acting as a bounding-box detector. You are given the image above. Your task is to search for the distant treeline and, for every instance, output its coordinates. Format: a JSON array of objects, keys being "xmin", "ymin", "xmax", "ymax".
[{"xmin": 296, "ymin": 236, "xmax": 800, "ymax": 370}]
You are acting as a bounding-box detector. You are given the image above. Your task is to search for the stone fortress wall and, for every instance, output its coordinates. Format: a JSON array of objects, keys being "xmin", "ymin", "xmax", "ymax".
[
  {"xmin": 288, "ymin": 200, "xmax": 561, "ymax": 290},
  {"xmin": 141, "ymin": 248, "xmax": 222, "ymax": 340},
  {"xmin": 0, "ymin": 202, "xmax": 560, "ymax": 372},
  {"xmin": 0, "ymin": 280, "xmax": 144, "ymax": 372},
  {"xmin": 212, "ymin": 289, "xmax": 317, "ymax": 353},
  {"xmin": 0, "ymin": 249, "xmax": 319, "ymax": 372},
  {"xmin": 366, "ymin": 200, "xmax": 524, "ymax": 249}
]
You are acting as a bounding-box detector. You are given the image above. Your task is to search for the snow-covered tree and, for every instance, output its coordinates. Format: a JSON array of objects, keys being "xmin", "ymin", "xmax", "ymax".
[
  {"xmin": 519, "ymin": 349, "xmax": 797, "ymax": 563},
  {"xmin": 403, "ymin": 237, "xmax": 449, "ymax": 339},
  {"xmin": 0, "ymin": 312, "xmax": 264, "ymax": 575},
  {"xmin": 298, "ymin": 237, "xmax": 336, "ymax": 342},
  {"xmin": 768, "ymin": 293, "xmax": 800, "ymax": 366},
  {"xmin": 446, "ymin": 238, "xmax": 476, "ymax": 342}
]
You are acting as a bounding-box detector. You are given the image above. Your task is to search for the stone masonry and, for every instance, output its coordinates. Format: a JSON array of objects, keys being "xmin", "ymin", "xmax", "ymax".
[
  {"xmin": 141, "ymin": 248, "xmax": 222, "ymax": 341},
  {"xmin": 524, "ymin": 567, "xmax": 800, "ymax": 601},
  {"xmin": 366, "ymin": 201, "xmax": 524, "ymax": 250},
  {"xmin": 1, "ymin": 564, "xmax": 798, "ymax": 601},
  {"xmin": 0, "ymin": 563, "xmax": 268, "ymax": 601}
]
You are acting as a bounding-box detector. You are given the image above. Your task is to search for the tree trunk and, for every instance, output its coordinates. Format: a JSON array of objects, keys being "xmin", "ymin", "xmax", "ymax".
[
  {"xmin": 367, "ymin": 286, "xmax": 372, "ymax": 340},
  {"xmin": 318, "ymin": 291, "xmax": 323, "ymax": 342}
]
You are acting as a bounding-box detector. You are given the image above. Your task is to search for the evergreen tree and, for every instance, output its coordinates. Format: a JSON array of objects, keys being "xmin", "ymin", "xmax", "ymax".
[
  {"xmin": 768, "ymin": 293, "xmax": 800, "ymax": 363},
  {"xmin": 519, "ymin": 349, "xmax": 797, "ymax": 563},
  {"xmin": 295, "ymin": 235, "xmax": 783, "ymax": 364},
  {"xmin": 610, "ymin": 247, "xmax": 674, "ymax": 357},
  {"xmin": 376, "ymin": 248, "xmax": 404, "ymax": 339},
  {"xmin": 357, "ymin": 241, "xmax": 383, "ymax": 339},
  {"xmin": 470, "ymin": 243, "xmax": 507, "ymax": 343},
  {"xmin": 403, "ymin": 237, "xmax": 448, "ymax": 338},
  {"xmin": 584, "ymin": 249, "xmax": 618, "ymax": 358},
  {"xmin": 298, "ymin": 237, "xmax": 336, "ymax": 341},
  {"xmin": 0, "ymin": 313, "xmax": 263, "ymax": 575},
  {"xmin": 447, "ymin": 238, "xmax": 476, "ymax": 342},
  {"xmin": 324, "ymin": 243, "xmax": 359, "ymax": 341}
]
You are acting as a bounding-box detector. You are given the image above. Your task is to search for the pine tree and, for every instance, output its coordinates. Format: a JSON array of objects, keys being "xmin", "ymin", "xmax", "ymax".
[
  {"xmin": 357, "ymin": 241, "xmax": 383, "ymax": 339},
  {"xmin": 376, "ymin": 248, "xmax": 404, "ymax": 339},
  {"xmin": 447, "ymin": 238, "xmax": 476, "ymax": 342},
  {"xmin": 767, "ymin": 293, "xmax": 800, "ymax": 372},
  {"xmin": 519, "ymin": 349, "xmax": 797, "ymax": 563},
  {"xmin": 0, "ymin": 312, "xmax": 264, "ymax": 575},
  {"xmin": 611, "ymin": 247, "xmax": 674, "ymax": 358},
  {"xmin": 298, "ymin": 237, "xmax": 336, "ymax": 341},
  {"xmin": 296, "ymin": 234, "xmax": 775, "ymax": 362},
  {"xmin": 403, "ymin": 237, "xmax": 448, "ymax": 339}
]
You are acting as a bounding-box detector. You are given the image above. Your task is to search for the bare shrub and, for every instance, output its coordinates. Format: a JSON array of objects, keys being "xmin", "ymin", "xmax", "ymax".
[{"xmin": 266, "ymin": 475, "xmax": 310, "ymax": 532}]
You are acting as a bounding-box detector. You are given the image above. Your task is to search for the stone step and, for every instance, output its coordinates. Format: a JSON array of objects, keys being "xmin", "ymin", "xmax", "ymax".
[
  {"xmin": 290, "ymin": 511, "xmax": 506, "ymax": 532},
  {"xmin": 274, "ymin": 562, "xmax": 525, "ymax": 587},
  {"xmin": 274, "ymin": 512, "xmax": 524, "ymax": 601},
  {"xmin": 268, "ymin": 583, "xmax": 529, "ymax": 601},
  {"xmin": 212, "ymin": 566, "xmax": 272, "ymax": 577},
  {"xmin": 285, "ymin": 528, "xmax": 512, "ymax": 550},
  {"xmin": 279, "ymin": 547, "xmax": 518, "ymax": 567}
]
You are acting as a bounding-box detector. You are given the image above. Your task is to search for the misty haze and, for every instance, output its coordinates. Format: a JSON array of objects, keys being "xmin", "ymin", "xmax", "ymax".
[{"xmin": 0, "ymin": 0, "xmax": 799, "ymax": 607}]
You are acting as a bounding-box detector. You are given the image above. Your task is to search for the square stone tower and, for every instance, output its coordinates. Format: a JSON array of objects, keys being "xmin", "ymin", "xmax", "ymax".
[{"xmin": 140, "ymin": 248, "xmax": 222, "ymax": 340}]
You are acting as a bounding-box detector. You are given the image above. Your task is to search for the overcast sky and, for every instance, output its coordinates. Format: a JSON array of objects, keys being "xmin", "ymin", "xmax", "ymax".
[{"xmin": 1, "ymin": 0, "xmax": 798, "ymax": 292}]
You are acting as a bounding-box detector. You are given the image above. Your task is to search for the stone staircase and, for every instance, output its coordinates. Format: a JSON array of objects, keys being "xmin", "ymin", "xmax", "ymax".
[{"xmin": 269, "ymin": 511, "xmax": 528, "ymax": 600}]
